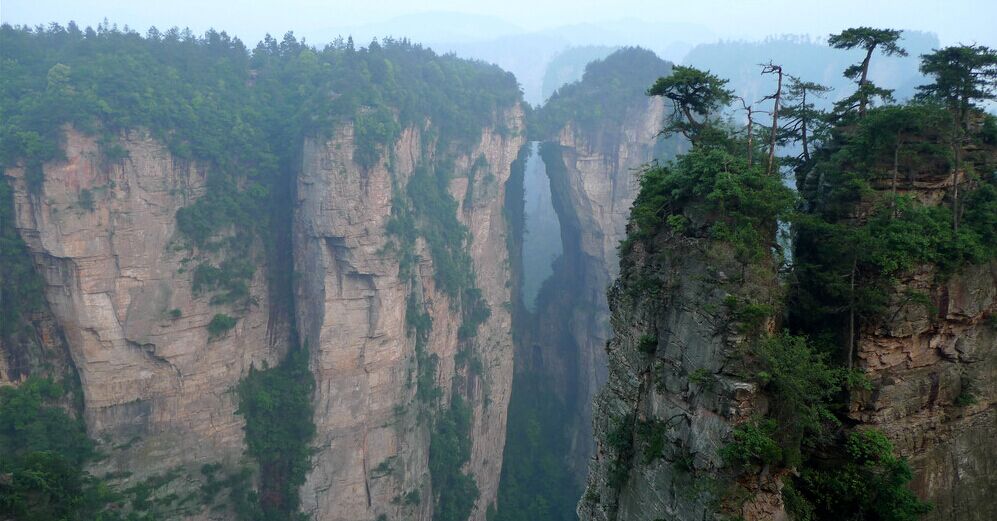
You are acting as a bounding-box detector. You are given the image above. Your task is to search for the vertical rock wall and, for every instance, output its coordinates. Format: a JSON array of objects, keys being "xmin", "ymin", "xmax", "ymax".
[
  {"xmin": 4, "ymin": 129, "xmax": 281, "ymax": 491},
  {"xmin": 532, "ymin": 97, "xmax": 668, "ymax": 476},
  {"xmin": 848, "ymin": 165, "xmax": 997, "ymax": 520},
  {"xmin": 577, "ymin": 232, "xmax": 785, "ymax": 521},
  {"xmin": 295, "ymin": 107, "xmax": 524, "ymax": 521}
]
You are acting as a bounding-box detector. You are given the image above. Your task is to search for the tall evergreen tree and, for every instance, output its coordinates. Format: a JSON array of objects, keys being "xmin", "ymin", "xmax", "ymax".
[
  {"xmin": 828, "ymin": 27, "xmax": 907, "ymax": 117},
  {"xmin": 917, "ymin": 44, "xmax": 997, "ymax": 128},
  {"xmin": 647, "ymin": 65, "xmax": 733, "ymax": 143},
  {"xmin": 778, "ymin": 77, "xmax": 832, "ymax": 172}
]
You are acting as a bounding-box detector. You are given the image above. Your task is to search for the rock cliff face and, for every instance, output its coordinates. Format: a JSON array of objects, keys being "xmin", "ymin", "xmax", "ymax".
[
  {"xmin": 4, "ymin": 129, "xmax": 282, "ymax": 501},
  {"xmin": 295, "ymin": 106, "xmax": 524, "ymax": 521},
  {"xmin": 532, "ymin": 97, "xmax": 668, "ymax": 475},
  {"xmin": 848, "ymin": 167, "xmax": 997, "ymax": 521},
  {"xmin": 5, "ymin": 107, "xmax": 524, "ymax": 519},
  {"xmin": 577, "ymin": 230, "xmax": 784, "ymax": 521}
]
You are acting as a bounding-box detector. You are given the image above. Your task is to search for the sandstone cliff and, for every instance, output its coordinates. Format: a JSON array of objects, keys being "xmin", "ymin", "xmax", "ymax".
[
  {"xmin": 4, "ymin": 128, "xmax": 283, "ymax": 516},
  {"xmin": 846, "ymin": 154, "xmax": 997, "ymax": 521},
  {"xmin": 295, "ymin": 107, "xmax": 525, "ymax": 521}
]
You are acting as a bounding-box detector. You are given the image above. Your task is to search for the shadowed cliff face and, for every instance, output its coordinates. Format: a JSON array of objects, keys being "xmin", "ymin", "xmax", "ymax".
[
  {"xmin": 293, "ymin": 106, "xmax": 525, "ymax": 521},
  {"xmin": 533, "ymin": 96, "xmax": 669, "ymax": 477}
]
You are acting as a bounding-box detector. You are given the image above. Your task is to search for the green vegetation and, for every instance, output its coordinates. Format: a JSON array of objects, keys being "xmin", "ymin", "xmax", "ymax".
[
  {"xmin": 493, "ymin": 376, "xmax": 580, "ymax": 521},
  {"xmin": 531, "ymin": 47, "xmax": 672, "ymax": 140},
  {"xmin": 235, "ymin": 345, "xmax": 315, "ymax": 521},
  {"xmin": 604, "ymin": 414, "xmax": 636, "ymax": 490},
  {"xmin": 1, "ymin": 22, "xmax": 519, "ymax": 311},
  {"xmin": 721, "ymin": 419, "xmax": 782, "ymax": 468},
  {"xmin": 828, "ymin": 27, "xmax": 908, "ymax": 116},
  {"xmin": 616, "ymin": 30, "xmax": 992, "ymax": 519},
  {"xmin": 788, "ymin": 430, "xmax": 932, "ymax": 521},
  {"xmin": 541, "ymin": 45, "xmax": 620, "ymax": 101},
  {"xmin": 0, "ymin": 180, "xmax": 45, "ymax": 343},
  {"xmin": 0, "ymin": 378, "xmax": 115, "ymax": 519},
  {"xmin": 636, "ymin": 333, "xmax": 657, "ymax": 354},
  {"xmin": 429, "ymin": 396, "xmax": 479, "ymax": 521},
  {"xmin": 626, "ymin": 145, "xmax": 794, "ymax": 262},
  {"xmin": 207, "ymin": 313, "xmax": 237, "ymax": 338},
  {"xmin": 648, "ymin": 65, "xmax": 734, "ymax": 142}
]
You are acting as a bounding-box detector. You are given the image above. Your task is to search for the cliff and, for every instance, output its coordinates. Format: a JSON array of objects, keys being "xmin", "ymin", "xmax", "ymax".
[
  {"xmin": 576, "ymin": 145, "xmax": 793, "ymax": 521},
  {"xmin": 295, "ymin": 107, "xmax": 525, "ymax": 521},
  {"xmin": 4, "ymin": 128, "xmax": 282, "ymax": 517},
  {"xmin": 840, "ymin": 127, "xmax": 997, "ymax": 520},
  {"xmin": 536, "ymin": 96, "xmax": 668, "ymax": 474}
]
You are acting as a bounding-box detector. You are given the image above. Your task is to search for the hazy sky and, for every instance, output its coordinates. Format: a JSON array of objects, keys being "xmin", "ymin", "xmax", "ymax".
[{"xmin": 2, "ymin": 0, "xmax": 994, "ymax": 48}]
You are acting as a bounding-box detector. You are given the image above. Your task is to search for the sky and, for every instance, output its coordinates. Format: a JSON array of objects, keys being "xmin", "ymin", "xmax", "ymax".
[{"xmin": 2, "ymin": 0, "xmax": 995, "ymax": 49}]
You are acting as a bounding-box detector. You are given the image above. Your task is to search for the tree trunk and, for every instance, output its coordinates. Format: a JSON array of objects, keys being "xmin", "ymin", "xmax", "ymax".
[
  {"xmin": 801, "ymin": 89, "xmax": 810, "ymax": 163},
  {"xmin": 891, "ymin": 133, "xmax": 901, "ymax": 215},
  {"xmin": 848, "ymin": 256, "xmax": 857, "ymax": 370},
  {"xmin": 767, "ymin": 65, "xmax": 783, "ymax": 176},
  {"xmin": 746, "ymin": 105, "xmax": 754, "ymax": 166},
  {"xmin": 858, "ymin": 47, "xmax": 875, "ymax": 118}
]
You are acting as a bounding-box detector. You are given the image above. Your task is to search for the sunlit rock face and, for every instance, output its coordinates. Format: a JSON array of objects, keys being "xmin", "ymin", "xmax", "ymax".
[
  {"xmin": 295, "ymin": 105, "xmax": 524, "ymax": 521},
  {"xmin": 5, "ymin": 128, "xmax": 283, "ymax": 514}
]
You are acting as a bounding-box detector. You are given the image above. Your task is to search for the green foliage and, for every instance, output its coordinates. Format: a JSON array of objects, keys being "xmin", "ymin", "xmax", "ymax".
[
  {"xmin": 207, "ymin": 313, "xmax": 237, "ymax": 338},
  {"xmin": 636, "ymin": 333, "xmax": 658, "ymax": 354},
  {"xmin": 648, "ymin": 65, "xmax": 734, "ymax": 141},
  {"xmin": 628, "ymin": 146, "xmax": 794, "ymax": 261},
  {"xmin": 193, "ymin": 259, "xmax": 255, "ymax": 306},
  {"xmin": 78, "ymin": 188, "xmax": 95, "ymax": 211},
  {"xmin": 0, "ymin": 378, "xmax": 119, "ymax": 520},
  {"xmin": 637, "ymin": 420, "xmax": 668, "ymax": 464},
  {"xmin": 917, "ymin": 44, "xmax": 997, "ymax": 127},
  {"xmin": 406, "ymin": 293, "xmax": 442, "ymax": 405},
  {"xmin": 540, "ymin": 45, "xmax": 620, "ymax": 101},
  {"xmin": 532, "ymin": 47, "xmax": 672, "ymax": 140},
  {"xmin": 429, "ymin": 396, "xmax": 479, "ymax": 521},
  {"xmin": 828, "ymin": 27, "xmax": 907, "ymax": 116},
  {"xmin": 793, "ymin": 104, "xmax": 997, "ymax": 349},
  {"xmin": 493, "ymin": 375, "xmax": 580, "ymax": 521},
  {"xmin": 753, "ymin": 333, "xmax": 851, "ymax": 467},
  {"xmin": 604, "ymin": 414, "xmax": 636, "ymax": 490},
  {"xmin": 0, "ymin": 180, "xmax": 46, "ymax": 342},
  {"xmin": 721, "ymin": 419, "xmax": 782, "ymax": 468},
  {"xmin": 1, "ymin": 23, "xmax": 520, "ymax": 312},
  {"xmin": 789, "ymin": 430, "xmax": 932, "ymax": 521},
  {"xmin": 954, "ymin": 375, "xmax": 978, "ymax": 407},
  {"xmin": 235, "ymin": 346, "xmax": 315, "ymax": 521}
]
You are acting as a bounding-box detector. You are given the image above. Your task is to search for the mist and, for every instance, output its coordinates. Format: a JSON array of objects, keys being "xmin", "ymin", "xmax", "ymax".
[{"xmin": 4, "ymin": 1, "xmax": 995, "ymax": 104}]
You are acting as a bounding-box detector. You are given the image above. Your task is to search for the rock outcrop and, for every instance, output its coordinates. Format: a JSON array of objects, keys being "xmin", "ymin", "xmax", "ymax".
[
  {"xmin": 532, "ymin": 96, "xmax": 669, "ymax": 476},
  {"xmin": 4, "ymin": 128, "xmax": 282, "ymax": 506},
  {"xmin": 847, "ymin": 157, "xmax": 997, "ymax": 521},
  {"xmin": 577, "ymin": 228, "xmax": 785, "ymax": 521},
  {"xmin": 295, "ymin": 106, "xmax": 525, "ymax": 521}
]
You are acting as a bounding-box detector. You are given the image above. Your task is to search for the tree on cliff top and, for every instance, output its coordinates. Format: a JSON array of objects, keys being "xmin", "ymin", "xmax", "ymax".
[
  {"xmin": 917, "ymin": 44, "xmax": 997, "ymax": 129},
  {"xmin": 647, "ymin": 65, "xmax": 733, "ymax": 143},
  {"xmin": 829, "ymin": 27, "xmax": 907, "ymax": 117}
]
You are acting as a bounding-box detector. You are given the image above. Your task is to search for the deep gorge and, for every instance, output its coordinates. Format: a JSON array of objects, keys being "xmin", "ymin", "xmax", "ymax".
[{"xmin": 1, "ymin": 21, "xmax": 995, "ymax": 521}]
